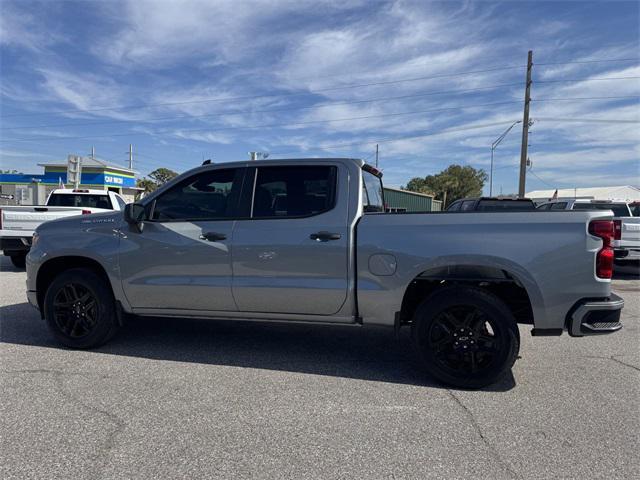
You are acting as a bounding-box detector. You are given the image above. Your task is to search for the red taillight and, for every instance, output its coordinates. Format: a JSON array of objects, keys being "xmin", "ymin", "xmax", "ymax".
[
  {"xmin": 589, "ymin": 220, "xmax": 614, "ymax": 279},
  {"xmin": 81, "ymin": 210, "xmax": 91, "ymax": 215},
  {"xmin": 613, "ymin": 220, "xmax": 622, "ymax": 240}
]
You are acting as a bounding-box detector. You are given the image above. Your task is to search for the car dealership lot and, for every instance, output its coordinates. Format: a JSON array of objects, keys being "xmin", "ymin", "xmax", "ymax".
[{"xmin": 1, "ymin": 258, "xmax": 638, "ymax": 480}]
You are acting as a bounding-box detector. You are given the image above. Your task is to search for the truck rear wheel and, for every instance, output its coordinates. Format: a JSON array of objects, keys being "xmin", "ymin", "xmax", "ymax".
[
  {"xmin": 411, "ymin": 286, "xmax": 520, "ymax": 389},
  {"xmin": 9, "ymin": 253, "xmax": 26, "ymax": 269},
  {"xmin": 43, "ymin": 268, "xmax": 119, "ymax": 349}
]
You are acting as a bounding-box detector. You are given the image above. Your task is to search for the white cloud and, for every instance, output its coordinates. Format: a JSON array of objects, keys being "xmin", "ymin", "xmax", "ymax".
[{"xmin": 0, "ymin": 3, "xmax": 65, "ymax": 51}]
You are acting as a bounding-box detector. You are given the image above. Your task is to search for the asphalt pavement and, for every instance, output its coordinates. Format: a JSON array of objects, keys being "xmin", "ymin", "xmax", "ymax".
[{"xmin": 1, "ymin": 256, "xmax": 638, "ymax": 479}]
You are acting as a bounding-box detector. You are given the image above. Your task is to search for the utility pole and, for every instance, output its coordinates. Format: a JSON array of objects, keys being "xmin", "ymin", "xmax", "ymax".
[
  {"xmin": 375, "ymin": 144, "xmax": 379, "ymax": 168},
  {"xmin": 91, "ymin": 146, "xmax": 95, "ymax": 161},
  {"xmin": 518, "ymin": 50, "xmax": 533, "ymax": 198},
  {"xmin": 128, "ymin": 144, "xmax": 133, "ymax": 170}
]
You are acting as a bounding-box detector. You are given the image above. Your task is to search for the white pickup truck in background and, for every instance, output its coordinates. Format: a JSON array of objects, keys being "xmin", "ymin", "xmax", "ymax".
[
  {"xmin": 1, "ymin": 189, "xmax": 127, "ymax": 268},
  {"xmin": 537, "ymin": 199, "xmax": 640, "ymax": 264}
]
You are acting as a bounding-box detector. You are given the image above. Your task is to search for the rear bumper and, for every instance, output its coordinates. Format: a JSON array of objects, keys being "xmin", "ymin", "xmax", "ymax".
[
  {"xmin": 568, "ymin": 293, "xmax": 624, "ymax": 337},
  {"xmin": 614, "ymin": 248, "xmax": 640, "ymax": 261}
]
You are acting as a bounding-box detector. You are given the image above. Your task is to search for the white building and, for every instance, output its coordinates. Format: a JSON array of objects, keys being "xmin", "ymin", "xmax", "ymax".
[{"xmin": 526, "ymin": 185, "xmax": 640, "ymax": 203}]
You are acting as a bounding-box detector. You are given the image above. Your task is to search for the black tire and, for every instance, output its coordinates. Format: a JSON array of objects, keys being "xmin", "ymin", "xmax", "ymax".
[
  {"xmin": 411, "ymin": 286, "xmax": 520, "ymax": 389},
  {"xmin": 9, "ymin": 253, "xmax": 26, "ymax": 269},
  {"xmin": 43, "ymin": 268, "xmax": 119, "ymax": 349}
]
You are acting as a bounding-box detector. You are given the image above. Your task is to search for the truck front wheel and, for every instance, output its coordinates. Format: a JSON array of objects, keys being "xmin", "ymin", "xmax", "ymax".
[
  {"xmin": 43, "ymin": 268, "xmax": 120, "ymax": 349},
  {"xmin": 411, "ymin": 286, "xmax": 520, "ymax": 389}
]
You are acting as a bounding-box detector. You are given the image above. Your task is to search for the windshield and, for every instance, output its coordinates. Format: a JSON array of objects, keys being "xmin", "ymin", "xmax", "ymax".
[
  {"xmin": 47, "ymin": 193, "xmax": 113, "ymax": 209},
  {"xmin": 572, "ymin": 202, "xmax": 630, "ymax": 217}
]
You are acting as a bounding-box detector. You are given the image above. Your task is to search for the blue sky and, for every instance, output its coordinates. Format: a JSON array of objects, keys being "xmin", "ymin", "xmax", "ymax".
[{"xmin": 1, "ymin": 0, "xmax": 638, "ymax": 193}]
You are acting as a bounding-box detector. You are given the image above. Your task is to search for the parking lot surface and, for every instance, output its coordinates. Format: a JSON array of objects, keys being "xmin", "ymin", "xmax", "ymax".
[{"xmin": 1, "ymin": 257, "xmax": 638, "ymax": 479}]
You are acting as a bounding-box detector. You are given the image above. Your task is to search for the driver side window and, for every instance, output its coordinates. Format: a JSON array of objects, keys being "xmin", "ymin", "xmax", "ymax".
[{"xmin": 151, "ymin": 168, "xmax": 241, "ymax": 221}]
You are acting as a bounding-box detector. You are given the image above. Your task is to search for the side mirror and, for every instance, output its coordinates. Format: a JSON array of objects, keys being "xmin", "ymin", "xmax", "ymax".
[{"xmin": 124, "ymin": 203, "xmax": 147, "ymax": 233}]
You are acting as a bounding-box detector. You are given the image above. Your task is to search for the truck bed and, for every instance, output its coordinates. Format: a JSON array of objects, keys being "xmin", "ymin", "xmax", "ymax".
[{"xmin": 356, "ymin": 210, "xmax": 611, "ymax": 331}]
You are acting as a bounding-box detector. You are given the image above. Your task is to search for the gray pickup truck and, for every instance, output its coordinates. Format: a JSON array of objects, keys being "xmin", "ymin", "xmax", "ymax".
[{"xmin": 26, "ymin": 158, "xmax": 623, "ymax": 388}]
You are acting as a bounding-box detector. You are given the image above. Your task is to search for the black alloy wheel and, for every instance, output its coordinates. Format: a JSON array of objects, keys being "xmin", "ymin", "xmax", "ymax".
[
  {"xmin": 44, "ymin": 268, "xmax": 120, "ymax": 349},
  {"xmin": 412, "ymin": 286, "xmax": 520, "ymax": 389},
  {"xmin": 427, "ymin": 305, "xmax": 499, "ymax": 375},
  {"xmin": 52, "ymin": 282, "xmax": 99, "ymax": 339}
]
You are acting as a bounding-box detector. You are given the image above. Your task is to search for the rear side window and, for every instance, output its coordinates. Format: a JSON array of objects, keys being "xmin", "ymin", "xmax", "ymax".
[
  {"xmin": 550, "ymin": 202, "xmax": 567, "ymax": 210},
  {"xmin": 48, "ymin": 194, "xmax": 113, "ymax": 209},
  {"xmin": 447, "ymin": 201, "xmax": 461, "ymax": 211},
  {"xmin": 362, "ymin": 169, "xmax": 384, "ymax": 213},
  {"xmin": 460, "ymin": 200, "xmax": 476, "ymax": 211},
  {"xmin": 630, "ymin": 203, "xmax": 640, "ymax": 216},
  {"xmin": 151, "ymin": 168, "xmax": 240, "ymax": 221},
  {"xmin": 252, "ymin": 166, "xmax": 336, "ymax": 218},
  {"xmin": 573, "ymin": 202, "xmax": 630, "ymax": 217},
  {"xmin": 477, "ymin": 200, "xmax": 535, "ymax": 211},
  {"xmin": 536, "ymin": 203, "xmax": 552, "ymax": 210}
]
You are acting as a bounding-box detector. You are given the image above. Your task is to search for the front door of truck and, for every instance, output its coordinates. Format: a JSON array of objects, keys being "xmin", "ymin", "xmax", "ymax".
[
  {"xmin": 231, "ymin": 164, "xmax": 350, "ymax": 316},
  {"xmin": 118, "ymin": 167, "xmax": 244, "ymax": 313}
]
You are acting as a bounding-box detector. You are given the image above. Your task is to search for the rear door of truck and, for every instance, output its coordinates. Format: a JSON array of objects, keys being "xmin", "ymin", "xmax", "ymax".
[{"xmin": 231, "ymin": 162, "xmax": 351, "ymax": 315}]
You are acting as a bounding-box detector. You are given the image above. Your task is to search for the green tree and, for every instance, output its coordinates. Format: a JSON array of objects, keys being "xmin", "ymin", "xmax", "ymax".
[
  {"xmin": 136, "ymin": 168, "xmax": 179, "ymax": 196},
  {"xmin": 136, "ymin": 178, "xmax": 158, "ymax": 195},
  {"xmin": 148, "ymin": 168, "xmax": 178, "ymax": 185},
  {"xmin": 404, "ymin": 164, "xmax": 487, "ymax": 207}
]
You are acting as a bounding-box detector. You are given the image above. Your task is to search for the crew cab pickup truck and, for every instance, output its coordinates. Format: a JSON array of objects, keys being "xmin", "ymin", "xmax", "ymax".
[
  {"xmin": 25, "ymin": 159, "xmax": 623, "ymax": 388},
  {"xmin": 1, "ymin": 189, "xmax": 126, "ymax": 268},
  {"xmin": 537, "ymin": 199, "xmax": 640, "ymax": 264}
]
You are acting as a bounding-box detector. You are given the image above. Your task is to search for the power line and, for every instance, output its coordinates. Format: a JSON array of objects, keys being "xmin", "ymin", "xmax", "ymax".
[
  {"xmin": 536, "ymin": 57, "xmax": 640, "ymax": 66},
  {"xmin": 0, "ymin": 100, "xmax": 524, "ymax": 143},
  {"xmin": 533, "ymin": 95, "xmax": 640, "ymax": 101},
  {"xmin": 535, "ymin": 76, "xmax": 640, "ymax": 84},
  {"xmin": 535, "ymin": 117, "xmax": 640, "ymax": 124},
  {"xmin": 0, "ymin": 82, "xmax": 524, "ymax": 131},
  {"xmin": 268, "ymin": 120, "xmax": 520, "ymax": 156},
  {"xmin": 1, "ymin": 65, "xmax": 525, "ymax": 119},
  {"xmin": 527, "ymin": 169, "xmax": 559, "ymax": 189}
]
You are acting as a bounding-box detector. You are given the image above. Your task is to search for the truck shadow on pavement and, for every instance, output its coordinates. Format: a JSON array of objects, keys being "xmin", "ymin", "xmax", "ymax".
[{"xmin": 0, "ymin": 301, "xmax": 516, "ymax": 392}]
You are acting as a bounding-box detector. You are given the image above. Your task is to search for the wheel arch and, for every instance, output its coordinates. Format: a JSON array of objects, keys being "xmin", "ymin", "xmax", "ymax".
[
  {"xmin": 36, "ymin": 256, "xmax": 114, "ymax": 315},
  {"xmin": 398, "ymin": 260, "xmax": 541, "ymax": 327}
]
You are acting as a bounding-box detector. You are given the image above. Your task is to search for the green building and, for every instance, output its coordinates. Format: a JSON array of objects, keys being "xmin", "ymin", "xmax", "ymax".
[{"xmin": 383, "ymin": 187, "xmax": 442, "ymax": 212}]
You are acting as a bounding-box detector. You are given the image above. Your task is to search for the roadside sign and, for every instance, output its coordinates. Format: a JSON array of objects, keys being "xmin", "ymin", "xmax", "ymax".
[
  {"xmin": 0, "ymin": 194, "xmax": 14, "ymax": 200},
  {"xmin": 67, "ymin": 155, "xmax": 82, "ymax": 188}
]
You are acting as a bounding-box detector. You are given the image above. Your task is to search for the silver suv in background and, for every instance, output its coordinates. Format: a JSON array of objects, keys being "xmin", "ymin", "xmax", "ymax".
[{"xmin": 537, "ymin": 199, "xmax": 640, "ymax": 263}]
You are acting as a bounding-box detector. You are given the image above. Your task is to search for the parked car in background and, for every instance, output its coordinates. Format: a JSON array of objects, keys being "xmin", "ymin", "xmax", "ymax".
[
  {"xmin": 447, "ymin": 197, "xmax": 536, "ymax": 212},
  {"xmin": 536, "ymin": 199, "xmax": 640, "ymax": 263},
  {"xmin": 0, "ymin": 189, "xmax": 126, "ymax": 268},
  {"xmin": 26, "ymin": 158, "xmax": 623, "ymax": 389}
]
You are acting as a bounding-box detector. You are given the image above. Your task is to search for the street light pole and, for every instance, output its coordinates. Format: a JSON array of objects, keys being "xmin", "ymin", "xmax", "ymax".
[{"xmin": 490, "ymin": 120, "xmax": 521, "ymax": 196}]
